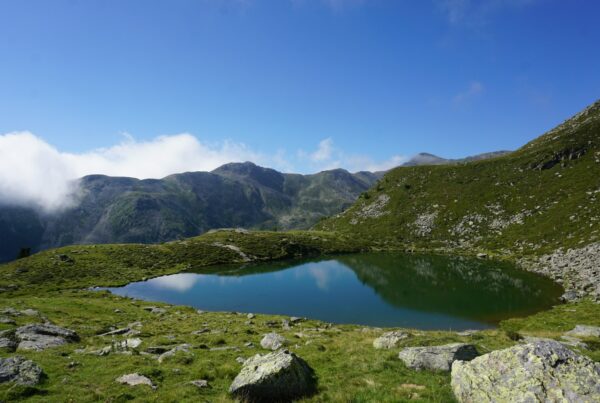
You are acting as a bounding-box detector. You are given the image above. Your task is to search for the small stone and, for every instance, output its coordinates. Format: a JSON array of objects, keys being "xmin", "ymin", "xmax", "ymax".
[
  {"xmin": 565, "ymin": 325, "xmax": 600, "ymax": 338},
  {"xmin": 0, "ymin": 316, "xmax": 16, "ymax": 325},
  {"xmin": 190, "ymin": 379, "xmax": 209, "ymax": 389},
  {"xmin": 99, "ymin": 327, "xmax": 130, "ymax": 337},
  {"xmin": 247, "ymin": 313, "xmax": 255, "ymax": 319},
  {"xmin": 158, "ymin": 344, "xmax": 191, "ymax": 363},
  {"xmin": 21, "ymin": 309, "xmax": 39, "ymax": 316},
  {"xmin": 191, "ymin": 328, "xmax": 210, "ymax": 335},
  {"xmin": 290, "ymin": 317, "xmax": 303, "ymax": 324},
  {"xmin": 260, "ymin": 333, "xmax": 287, "ymax": 351},
  {"xmin": 373, "ymin": 331, "xmax": 409, "ymax": 349},
  {"xmin": 236, "ymin": 356, "xmax": 246, "ymax": 364},
  {"xmin": 116, "ymin": 373, "xmax": 155, "ymax": 389}
]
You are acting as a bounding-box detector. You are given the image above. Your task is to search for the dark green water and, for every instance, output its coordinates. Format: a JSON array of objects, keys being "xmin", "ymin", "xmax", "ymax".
[{"xmin": 108, "ymin": 253, "xmax": 562, "ymax": 330}]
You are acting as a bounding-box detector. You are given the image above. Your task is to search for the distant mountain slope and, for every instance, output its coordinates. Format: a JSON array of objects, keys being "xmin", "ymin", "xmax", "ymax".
[
  {"xmin": 0, "ymin": 163, "xmax": 381, "ymax": 262},
  {"xmin": 316, "ymin": 100, "xmax": 600, "ymax": 256},
  {"xmin": 402, "ymin": 150, "xmax": 512, "ymax": 167}
]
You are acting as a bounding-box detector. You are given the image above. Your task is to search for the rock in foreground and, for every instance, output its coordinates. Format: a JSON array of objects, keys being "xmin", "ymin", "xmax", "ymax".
[
  {"xmin": 398, "ymin": 343, "xmax": 478, "ymax": 371},
  {"xmin": 229, "ymin": 349, "xmax": 316, "ymax": 402},
  {"xmin": 0, "ymin": 356, "xmax": 44, "ymax": 386},
  {"xmin": 451, "ymin": 340, "xmax": 600, "ymax": 402},
  {"xmin": 373, "ymin": 331, "xmax": 409, "ymax": 349}
]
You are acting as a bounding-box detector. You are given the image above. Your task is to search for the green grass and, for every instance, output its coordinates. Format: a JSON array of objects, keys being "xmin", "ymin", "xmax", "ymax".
[{"xmin": 2, "ymin": 291, "xmax": 598, "ymax": 402}]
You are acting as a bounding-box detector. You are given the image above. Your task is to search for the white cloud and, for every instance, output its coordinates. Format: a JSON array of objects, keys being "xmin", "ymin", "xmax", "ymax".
[
  {"xmin": 298, "ymin": 137, "xmax": 406, "ymax": 172},
  {"xmin": 453, "ymin": 81, "xmax": 484, "ymax": 104},
  {"xmin": 0, "ymin": 131, "xmax": 262, "ymax": 212},
  {"xmin": 0, "ymin": 131, "xmax": 406, "ymax": 212}
]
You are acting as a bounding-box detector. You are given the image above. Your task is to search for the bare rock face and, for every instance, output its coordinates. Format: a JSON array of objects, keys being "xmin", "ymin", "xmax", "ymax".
[
  {"xmin": 229, "ymin": 349, "xmax": 316, "ymax": 402},
  {"xmin": 15, "ymin": 323, "xmax": 79, "ymax": 351},
  {"xmin": 260, "ymin": 333, "xmax": 287, "ymax": 351},
  {"xmin": 373, "ymin": 331, "xmax": 409, "ymax": 349},
  {"xmin": 0, "ymin": 356, "xmax": 44, "ymax": 386},
  {"xmin": 398, "ymin": 343, "xmax": 478, "ymax": 371},
  {"xmin": 451, "ymin": 340, "xmax": 600, "ymax": 403}
]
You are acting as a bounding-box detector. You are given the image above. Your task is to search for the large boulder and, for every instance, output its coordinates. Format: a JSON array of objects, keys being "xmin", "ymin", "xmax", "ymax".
[
  {"xmin": 373, "ymin": 331, "xmax": 409, "ymax": 349},
  {"xmin": 451, "ymin": 340, "xmax": 600, "ymax": 402},
  {"xmin": 15, "ymin": 323, "xmax": 79, "ymax": 351},
  {"xmin": 0, "ymin": 356, "xmax": 44, "ymax": 386},
  {"xmin": 398, "ymin": 343, "xmax": 478, "ymax": 371},
  {"xmin": 260, "ymin": 333, "xmax": 287, "ymax": 351},
  {"xmin": 229, "ymin": 349, "xmax": 316, "ymax": 402}
]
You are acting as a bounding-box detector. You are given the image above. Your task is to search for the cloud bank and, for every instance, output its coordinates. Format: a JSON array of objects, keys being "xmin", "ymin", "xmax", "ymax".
[{"xmin": 0, "ymin": 131, "xmax": 405, "ymax": 212}]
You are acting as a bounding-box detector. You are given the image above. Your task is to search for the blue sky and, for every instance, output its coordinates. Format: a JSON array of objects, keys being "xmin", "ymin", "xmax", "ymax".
[{"xmin": 0, "ymin": 0, "xmax": 599, "ymax": 182}]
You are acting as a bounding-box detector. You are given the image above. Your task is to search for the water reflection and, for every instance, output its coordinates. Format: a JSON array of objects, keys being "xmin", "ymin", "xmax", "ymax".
[{"xmin": 108, "ymin": 253, "xmax": 562, "ymax": 329}]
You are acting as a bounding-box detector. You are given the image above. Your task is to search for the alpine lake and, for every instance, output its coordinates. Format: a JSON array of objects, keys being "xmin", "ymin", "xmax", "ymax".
[{"xmin": 107, "ymin": 253, "xmax": 563, "ymax": 330}]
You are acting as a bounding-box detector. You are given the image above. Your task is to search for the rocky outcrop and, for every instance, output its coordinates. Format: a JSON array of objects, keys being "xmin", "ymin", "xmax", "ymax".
[
  {"xmin": 229, "ymin": 349, "xmax": 316, "ymax": 402},
  {"xmin": 398, "ymin": 343, "xmax": 478, "ymax": 371},
  {"xmin": 451, "ymin": 340, "xmax": 600, "ymax": 402},
  {"xmin": 15, "ymin": 323, "xmax": 79, "ymax": 351},
  {"xmin": 373, "ymin": 331, "xmax": 409, "ymax": 349},
  {"xmin": 260, "ymin": 333, "xmax": 287, "ymax": 351},
  {"xmin": 521, "ymin": 242, "xmax": 600, "ymax": 301},
  {"xmin": 0, "ymin": 356, "xmax": 44, "ymax": 386}
]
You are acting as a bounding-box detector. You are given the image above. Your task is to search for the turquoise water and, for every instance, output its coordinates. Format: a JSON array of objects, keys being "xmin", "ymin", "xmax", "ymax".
[{"xmin": 108, "ymin": 253, "xmax": 562, "ymax": 330}]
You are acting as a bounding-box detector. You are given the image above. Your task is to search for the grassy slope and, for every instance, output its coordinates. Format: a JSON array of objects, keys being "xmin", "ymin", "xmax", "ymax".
[
  {"xmin": 2, "ymin": 102, "xmax": 600, "ymax": 401},
  {"xmin": 316, "ymin": 101, "xmax": 600, "ymax": 256}
]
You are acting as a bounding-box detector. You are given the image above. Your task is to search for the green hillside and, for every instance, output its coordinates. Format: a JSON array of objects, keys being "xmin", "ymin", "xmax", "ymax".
[{"xmin": 316, "ymin": 100, "xmax": 600, "ymax": 257}]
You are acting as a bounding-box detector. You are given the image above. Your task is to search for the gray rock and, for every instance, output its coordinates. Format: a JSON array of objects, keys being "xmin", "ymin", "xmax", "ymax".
[
  {"xmin": 116, "ymin": 373, "xmax": 155, "ymax": 389},
  {"xmin": 99, "ymin": 327, "xmax": 131, "ymax": 337},
  {"xmin": 290, "ymin": 317, "xmax": 303, "ymax": 324},
  {"xmin": 142, "ymin": 306, "xmax": 167, "ymax": 314},
  {"xmin": 451, "ymin": 340, "xmax": 600, "ymax": 403},
  {"xmin": 399, "ymin": 343, "xmax": 478, "ymax": 371},
  {"xmin": 560, "ymin": 290, "xmax": 580, "ymax": 302},
  {"xmin": 0, "ymin": 356, "xmax": 44, "ymax": 386},
  {"xmin": 190, "ymin": 379, "xmax": 209, "ymax": 388},
  {"xmin": 260, "ymin": 333, "xmax": 287, "ymax": 351},
  {"xmin": 565, "ymin": 325, "xmax": 600, "ymax": 338},
  {"xmin": 1, "ymin": 307, "xmax": 21, "ymax": 316},
  {"xmin": 158, "ymin": 344, "xmax": 191, "ymax": 363},
  {"xmin": 0, "ymin": 337, "xmax": 17, "ymax": 352},
  {"xmin": 0, "ymin": 316, "xmax": 16, "ymax": 325},
  {"xmin": 373, "ymin": 331, "xmax": 409, "ymax": 349},
  {"xmin": 247, "ymin": 313, "xmax": 255, "ymax": 319},
  {"xmin": 229, "ymin": 349, "xmax": 316, "ymax": 402},
  {"xmin": 15, "ymin": 323, "xmax": 79, "ymax": 351},
  {"xmin": 21, "ymin": 309, "xmax": 39, "ymax": 316}
]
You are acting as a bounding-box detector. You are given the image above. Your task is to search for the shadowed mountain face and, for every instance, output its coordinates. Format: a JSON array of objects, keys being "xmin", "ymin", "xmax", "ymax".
[{"xmin": 0, "ymin": 163, "xmax": 382, "ymax": 262}]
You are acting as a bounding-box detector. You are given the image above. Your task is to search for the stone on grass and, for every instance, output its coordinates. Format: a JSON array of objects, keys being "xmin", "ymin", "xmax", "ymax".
[
  {"xmin": 158, "ymin": 344, "xmax": 192, "ymax": 363},
  {"xmin": 0, "ymin": 316, "xmax": 16, "ymax": 325},
  {"xmin": 565, "ymin": 325, "xmax": 600, "ymax": 338},
  {"xmin": 229, "ymin": 349, "xmax": 316, "ymax": 402},
  {"xmin": 260, "ymin": 333, "xmax": 287, "ymax": 351},
  {"xmin": 15, "ymin": 323, "xmax": 79, "ymax": 351},
  {"xmin": 0, "ymin": 356, "xmax": 44, "ymax": 386},
  {"xmin": 373, "ymin": 331, "xmax": 409, "ymax": 349},
  {"xmin": 451, "ymin": 340, "xmax": 600, "ymax": 403},
  {"xmin": 116, "ymin": 373, "xmax": 156, "ymax": 389},
  {"xmin": 190, "ymin": 379, "xmax": 209, "ymax": 389},
  {"xmin": 399, "ymin": 343, "xmax": 478, "ymax": 371}
]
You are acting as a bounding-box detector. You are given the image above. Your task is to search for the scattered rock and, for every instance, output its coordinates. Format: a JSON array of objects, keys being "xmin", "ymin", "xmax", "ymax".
[
  {"xmin": 229, "ymin": 349, "xmax": 316, "ymax": 402},
  {"xmin": 143, "ymin": 306, "xmax": 167, "ymax": 314},
  {"xmin": 260, "ymin": 333, "xmax": 287, "ymax": 351},
  {"xmin": 1, "ymin": 308, "xmax": 21, "ymax": 316},
  {"xmin": 290, "ymin": 317, "xmax": 303, "ymax": 324},
  {"xmin": 565, "ymin": 325, "xmax": 600, "ymax": 338},
  {"xmin": 0, "ymin": 316, "xmax": 16, "ymax": 325},
  {"xmin": 191, "ymin": 328, "xmax": 210, "ymax": 335},
  {"xmin": 190, "ymin": 379, "xmax": 209, "ymax": 389},
  {"xmin": 247, "ymin": 313, "xmax": 255, "ymax": 319},
  {"xmin": 476, "ymin": 253, "xmax": 487, "ymax": 259},
  {"xmin": 21, "ymin": 309, "xmax": 39, "ymax": 316},
  {"xmin": 236, "ymin": 356, "xmax": 247, "ymax": 364},
  {"xmin": 282, "ymin": 320, "xmax": 291, "ymax": 330},
  {"xmin": 158, "ymin": 344, "xmax": 192, "ymax": 363},
  {"xmin": 373, "ymin": 331, "xmax": 409, "ymax": 349},
  {"xmin": 560, "ymin": 290, "xmax": 579, "ymax": 302},
  {"xmin": 0, "ymin": 356, "xmax": 44, "ymax": 386},
  {"xmin": 451, "ymin": 340, "xmax": 600, "ymax": 402},
  {"xmin": 15, "ymin": 323, "xmax": 79, "ymax": 351},
  {"xmin": 99, "ymin": 327, "xmax": 131, "ymax": 337},
  {"xmin": 144, "ymin": 346, "xmax": 170, "ymax": 355},
  {"xmin": 116, "ymin": 373, "xmax": 155, "ymax": 389},
  {"xmin": 399, "ymin": 343, "xmax": 478, "ymax": 371},
  {"xmin": 455, "ymin": 330, "xmax": 479, "ymax": 337}
]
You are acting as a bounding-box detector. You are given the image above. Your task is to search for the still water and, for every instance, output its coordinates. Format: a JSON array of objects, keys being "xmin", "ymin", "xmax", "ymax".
[{"xmin": 108, "ymin": 253, "xmax": 562, "ymax": 330}]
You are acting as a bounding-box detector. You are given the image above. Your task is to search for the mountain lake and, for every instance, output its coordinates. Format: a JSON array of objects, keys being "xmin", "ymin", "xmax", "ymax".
[{"xmin": 106, "ymin": 253, "xmax": 563, "ymax": 330}]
